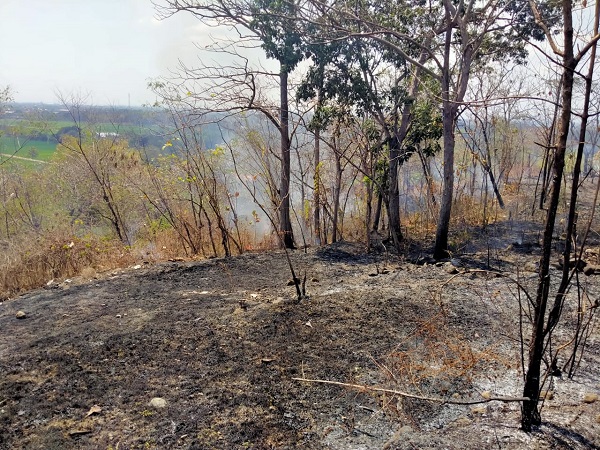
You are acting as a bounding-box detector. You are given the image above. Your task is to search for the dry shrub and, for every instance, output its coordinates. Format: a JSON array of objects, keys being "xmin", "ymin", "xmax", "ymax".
[
  {"xmin": 134, "ymin": 227, "xmax": 189, "ymax": 261},
  {"xmin": 503, "ymin": 181, "xmax": 523, "ymax": 196},
  {"xmin": 451, "ymin": 196, "xmax": 499, "ymax": 229},
  {"xmin": 0, "ymin": 221, "xmax": 268, "ymax": 301},
  {"xmin": 402, "ymin": 195, "xmax": 506, "ymax": 245},
  {"xmin": 0, "ymin": 232, "xmax": 134, "ymax": 300},
  {"xmin": 403, "ymin": 211, "xmax": 437, "ymax": 242},
  {"xmin": 383, "ymin": 314, "xmax": 512, "ymax": 398},
  {"xmin": 238, "ymin": 225, "xmax": 268, "ymax": 252},
  {"xmin": 341, "ymin": 213, "xmax": 369, "ymax": 244},
  {"xmin": 133, "ymin": 211, "xmax": 264, "ymax": 258},
  {"xmin": 250, "ymin": 230, "xmax": 288, "ymax": 251}
]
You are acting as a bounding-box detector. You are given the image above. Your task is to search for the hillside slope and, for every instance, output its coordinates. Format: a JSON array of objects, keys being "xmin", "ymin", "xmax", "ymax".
[{"xmin": 1, "ymin": 242, "xmax": 599, "ymax": 449}]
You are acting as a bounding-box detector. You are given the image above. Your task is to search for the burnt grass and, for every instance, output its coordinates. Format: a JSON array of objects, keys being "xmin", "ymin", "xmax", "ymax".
[{"xmin": 1, "ymin": 241, "xmax": 599, "ymax": 449}]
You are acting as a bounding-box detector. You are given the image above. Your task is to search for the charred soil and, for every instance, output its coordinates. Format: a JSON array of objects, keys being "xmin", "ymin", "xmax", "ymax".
[{"xmin": 1, "ymin": 240, "xmax": 599, "ymax": 449}]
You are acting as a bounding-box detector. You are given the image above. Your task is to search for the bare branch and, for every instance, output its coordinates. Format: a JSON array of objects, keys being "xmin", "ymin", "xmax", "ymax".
[{"xmin": 293, "ymin": 377, "xmax": 530, "ymax": 405}]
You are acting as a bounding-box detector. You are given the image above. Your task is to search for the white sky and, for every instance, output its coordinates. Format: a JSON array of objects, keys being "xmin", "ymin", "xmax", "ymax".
[
  {"xmin": 0, "ymin": 0, "xmax": 236, "ymax": 106},
  {"xmin": 2, "ymin": 1, "xmax": 596, "ymax": 109}
]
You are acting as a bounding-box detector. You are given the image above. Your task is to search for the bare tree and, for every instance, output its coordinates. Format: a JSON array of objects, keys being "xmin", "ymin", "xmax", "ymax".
[
  {"xmin": 457, "ymin": 68, "xmax": 531, "ymax": 210},
  {"xmin": 53, "ymin": 94, "xmax": 134, "ymax": 245},
  {"xmin": 521, "ymin": 0, "xmax": 600, "ymax": 431},
  {"xmin": 154, "ymin": 0, "xmax": 310, "ymax": 249},
  {"xmin": 296, "ymin": 0, "xmax": 541, "ymax": 257}
]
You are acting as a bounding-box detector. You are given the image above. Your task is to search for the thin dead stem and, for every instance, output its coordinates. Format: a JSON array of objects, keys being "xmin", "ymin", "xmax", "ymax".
[{"xmin": 292, "ymin": 377, "xmax": 530, "ymax": 405}]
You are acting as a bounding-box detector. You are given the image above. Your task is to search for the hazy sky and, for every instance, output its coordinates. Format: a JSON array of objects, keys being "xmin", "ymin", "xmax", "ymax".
[{"xmin": 0, "ymin": 0, "xmax": 232, "ymax": 106}]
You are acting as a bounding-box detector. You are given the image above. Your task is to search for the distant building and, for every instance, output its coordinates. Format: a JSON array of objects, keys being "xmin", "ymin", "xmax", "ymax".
[{"xmin": 97, "ymin": 132, "xmax": 120, "ymax": 138}]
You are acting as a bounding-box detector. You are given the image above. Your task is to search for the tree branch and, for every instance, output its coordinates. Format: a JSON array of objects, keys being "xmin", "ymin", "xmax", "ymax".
[{"xmin": 292, "ymin": 377, "xmax": 530, "ymax": 405}]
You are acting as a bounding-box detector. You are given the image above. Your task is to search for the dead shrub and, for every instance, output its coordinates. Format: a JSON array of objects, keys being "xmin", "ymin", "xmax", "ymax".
[
  {"xmin": 403, "ymin": 211, "xmax": 437, "ymax": 242},
  {"xmin": 382, "ymin": 314, "xmax": 513, "ymax": 401},
  {"xmin": 451, "ymin": 196, "xmax": 499, "ymax": 229}
]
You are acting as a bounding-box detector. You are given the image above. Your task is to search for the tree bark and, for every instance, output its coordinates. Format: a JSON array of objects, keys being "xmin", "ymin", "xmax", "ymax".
[
  {"xmin": 388, "ymin": 142, "xmax": 403, "ymax": 249},
  {"xmin": 279, "ymin": 68, "xmax": 295, "ymax": 249},
  {"xmin": 314, "ymin": 127, "xmax": 321, "ymax": 246},
  {"xmin": 434, "ymin": 20, "xmax": 455, "ymax": 259},
  {"xmin": 521, "ymin": 0, "xmax": 576, "ymax": 430},
  {"xmin": 418, "ymin": 148, "xmax": 437, "ymax": 211},
  {"xmin": 332, "ymin": 150, "xmax": 342, "ymax": 243},
  {"xmin": 387, "ymin": 49, "xmax": 429, "ymax": 252},
  {"xmin": 482, "ymin": 163, "xmax": 505, "ymax": 209},
  {"xmin": 373, "ymin": 191, "xmax": 383, "ymax": 232}
]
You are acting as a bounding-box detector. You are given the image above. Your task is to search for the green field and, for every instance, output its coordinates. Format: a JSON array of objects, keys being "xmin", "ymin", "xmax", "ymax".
[
  {"xmin": 0, "ymin": 136, "xmax": 57, "ymax": 161},
  {"xmin": 0, "ymin": 114, "xmax": 180, "ymax": 171},
  {"xmin": 0, "ymin": 118, "xmax": 158, "ymax": 135},
  {"xmin": 0, "ymin": 119, "xmax": 71, "ymax": 135},
  {"xmin": 0, "ymin": 117, "xmax": 159, "ymax": 163}
]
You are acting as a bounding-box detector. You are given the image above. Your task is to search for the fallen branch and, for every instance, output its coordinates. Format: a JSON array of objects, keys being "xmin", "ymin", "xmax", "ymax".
[{"xmin": 292, "ymin": 377, "xmax": 530, "ymax": 405}]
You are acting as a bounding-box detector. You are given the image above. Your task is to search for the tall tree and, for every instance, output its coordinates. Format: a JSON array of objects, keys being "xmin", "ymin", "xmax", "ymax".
[
  {"xmin": 432, "ymin": 0, "xmax": 539, "ymax": 257},
  {"xmin": 298, "ymin": 36, "xmax": 434, "ymax": 251},
  {"xmin": 299, "ymin": 0, "xmax": 545, "ymax": 257},
  {"xmin": 521, "ymin": 0, "xmax": 600, "ymax": 431},
  {"xmin": 154, "ymin": 0, "xmax": 309, "ymax": 249}
]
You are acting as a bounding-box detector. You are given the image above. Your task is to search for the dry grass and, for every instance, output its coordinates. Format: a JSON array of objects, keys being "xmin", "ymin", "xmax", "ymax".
[
  {"xmin": 401, "ymin": 195, "xmax": 505, "ymax": 247},
  {"xmin": 0, "ymin": 232, "xmax": 135, "ymax": 300},
  {"xmin": 403, "ymin": 211, "xmax": 437, "ymax": 242},
  {"xmin": 382, "ymin": 314, "xmax": 515, "ymax": 397},
  {"xmin": 0, "ymin": 224, "xmax": 276, "ymax": 301}
]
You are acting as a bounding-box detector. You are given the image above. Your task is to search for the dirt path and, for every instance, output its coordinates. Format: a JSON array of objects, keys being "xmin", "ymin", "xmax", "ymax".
[
  {"xmin": 0, "ymin": 153, "xmax": 48, "ymax": 164},
  {"xmin": 1, "ymin": 242, "xmax": 599, "ymax": 449}
]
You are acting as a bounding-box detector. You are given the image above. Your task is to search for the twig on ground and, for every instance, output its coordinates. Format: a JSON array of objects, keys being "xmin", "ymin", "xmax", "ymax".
[
  {"xmin": 353, "ymin": 428, "xmax": 377, "ymax": 437},
  {"xmin": 292, "ymin": 377, "xmax": 530, "ymax": 405}
]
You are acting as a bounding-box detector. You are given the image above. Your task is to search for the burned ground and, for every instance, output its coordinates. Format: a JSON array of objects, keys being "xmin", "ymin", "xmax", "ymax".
[{"xmin": 1, "ymin": 240, "xmax": 599, "ymax": 449}]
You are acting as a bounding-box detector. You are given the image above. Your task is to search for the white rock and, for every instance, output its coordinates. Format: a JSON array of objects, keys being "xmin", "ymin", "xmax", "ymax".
[{"xmin": 149, "ymin": 397, "xmax": 167, "ymax": 408}]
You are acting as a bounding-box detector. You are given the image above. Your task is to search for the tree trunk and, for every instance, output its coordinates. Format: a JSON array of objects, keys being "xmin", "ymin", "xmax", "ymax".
[
  {"xmin": 434, "ymin": 109, "xmax": 455, "ymax": 259},
  {"xmin": 538, "ymin": 80, "xmax": 562, "ymax": 210},
  {"xmin": 314, "ymin": 127, "xmax": 321, "ymax": 246},
  {"xmin": 279, "ymin": 68, "xmax": 295, "ymax": 249},
  {"xmin": 103, "ymin": 189, "xmax": 129, "ymax": 245},
  {"xmin": 332, "ymin": 151, "xmax": 342, "ymax": 243},
  {"xmin": 434, "ymin": 19, "xmax": 455, "ymax": 260},
  {"xmin": 388, "ymin": 143, "xmax": 403, "ymax": 249},
  {"xmin": 418, "ymin": 148, "xmax": 437, "ymax": 211},
  {"xmin": 386, "ymin": 49, "xmax": 429, "ymax": 252},
  {"xmin": 373, "ymin": 191, "xmax": 383, "ymax": 232},
  {"xmin": 522, "ymin": 0, "xmax": 576, "ymax": 430},
  {"xmin": 483, "ymin": 163, "xmax": 505, "ymax": 209},
  {"xmin": 363, "ymin": 152, "xmax": 374, "ymax": 248},
  {"xmin": 433, "ymin": 9, "xmax": 474, "ymax": 259}
]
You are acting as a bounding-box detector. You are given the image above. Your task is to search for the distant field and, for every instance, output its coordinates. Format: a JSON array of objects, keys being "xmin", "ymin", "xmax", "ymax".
[
  {"xmin": 0, "ymin": 136, "xmax": 57, "ymax": 161},
  {"xmin": 0, "ymin": 118, "xmax": 162, "ymax": 166},
  {"xmin": 0, "ymin": 118, "xmax": 158, "ymax": 135},
  {"xmin": 0, "ymin": 119, "xmax": 72, "ymax": 135}
]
